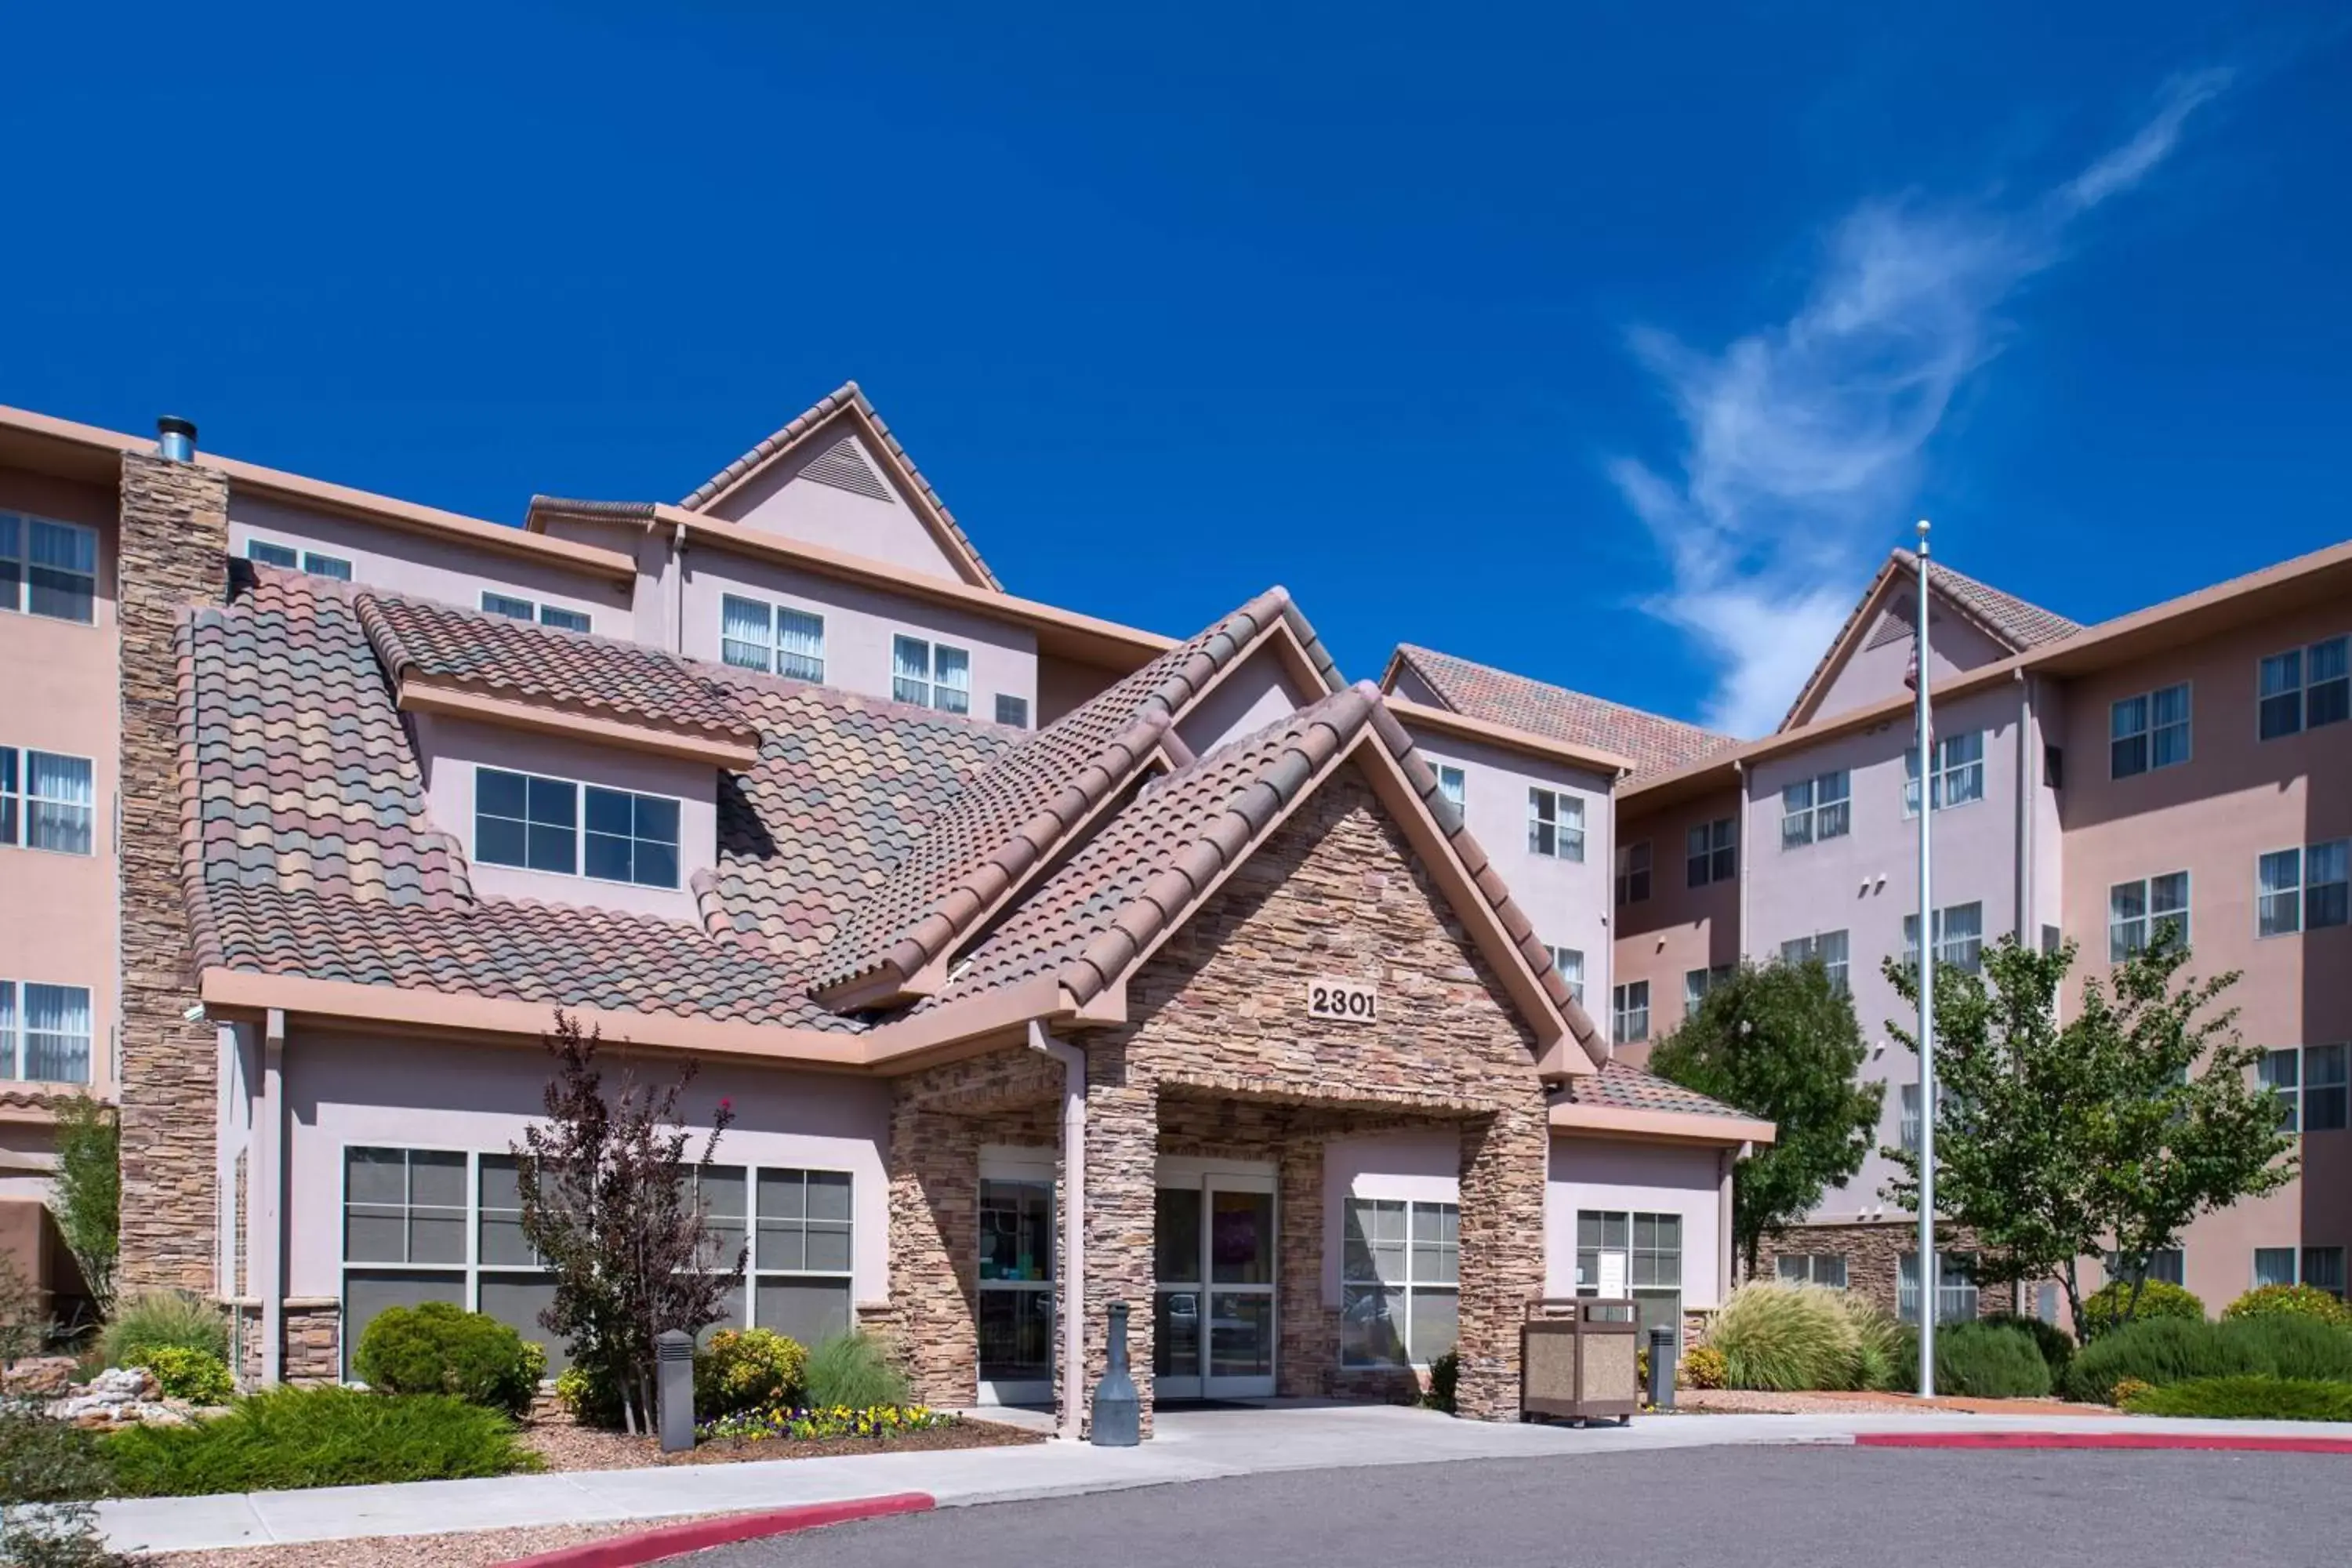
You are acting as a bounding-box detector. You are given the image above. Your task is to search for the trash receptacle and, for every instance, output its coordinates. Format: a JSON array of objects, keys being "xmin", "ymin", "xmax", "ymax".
[{"xmin": 1519, "ymin": 1298, "xmax": 1638, "ymax": 1425}]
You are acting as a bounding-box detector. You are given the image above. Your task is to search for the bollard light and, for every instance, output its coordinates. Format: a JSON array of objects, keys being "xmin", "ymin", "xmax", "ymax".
[{"xmin": 656, "ymin": 1329, "xmax": 696, "ymax": 1453}]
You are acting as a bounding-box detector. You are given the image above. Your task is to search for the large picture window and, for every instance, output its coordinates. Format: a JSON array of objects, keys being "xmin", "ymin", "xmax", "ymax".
[
  {"xmin": 1341, "ymin": 1198, "xmax": 1458, "ymax": 1368},
  {"xmin": 2, "ymin": 512, "xmax": 99, "ymax": 623},
  {"xmin": 475, "ymin": 768, "xmax": 681, "ymax": 889},
  {"xmin": 0, "ymin": 981, "xmax": 93, "ymax": 1084}
]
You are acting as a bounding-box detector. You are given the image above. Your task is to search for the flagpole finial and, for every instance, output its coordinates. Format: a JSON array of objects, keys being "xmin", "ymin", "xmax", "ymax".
[{"xmin": 1915, "ymin": 517, "xmax": 1932, "ymax": 553}]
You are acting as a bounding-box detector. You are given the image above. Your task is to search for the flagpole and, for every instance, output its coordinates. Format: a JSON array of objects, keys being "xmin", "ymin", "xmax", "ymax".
[{"xmin": 1914, "ymin": 517, "xmax": 1937, "ymax": 1399}]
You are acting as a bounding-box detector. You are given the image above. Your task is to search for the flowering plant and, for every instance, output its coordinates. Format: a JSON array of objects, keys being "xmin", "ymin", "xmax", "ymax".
[{"xmin": 697, "ymin": 1403, "xmax": 957, "ymax": 1443}]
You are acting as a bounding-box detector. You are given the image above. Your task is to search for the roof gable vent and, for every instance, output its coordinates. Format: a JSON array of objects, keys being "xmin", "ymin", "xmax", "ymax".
[{"xmin": 798, "ymin": 434, "xmax": 893, "ymax": 502}]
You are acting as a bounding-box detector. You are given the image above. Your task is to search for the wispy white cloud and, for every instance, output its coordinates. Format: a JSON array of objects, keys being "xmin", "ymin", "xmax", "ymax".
[{"xmin": 1614, "ymin": 71, "xmax": 2231, "ymax": 736}]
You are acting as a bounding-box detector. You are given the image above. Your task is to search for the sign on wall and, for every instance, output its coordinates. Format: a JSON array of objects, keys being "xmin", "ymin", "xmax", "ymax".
[{"xmin": 1306, "ymin": 979, "xmax": 1377, "ymax": 1022}]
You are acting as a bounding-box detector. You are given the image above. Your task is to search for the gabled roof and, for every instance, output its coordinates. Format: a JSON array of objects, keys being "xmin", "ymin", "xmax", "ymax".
[
  {"xmin": 677, "ymin": 382, "xmax": 1003, "ymax": 593},
  {"xmin": 1780, "ymin": 551, "xmax": 2081, "ymax": 731},
  {"xmin": 1384, "ymin": 644, "xmax": 1736, "ymax": 780}
]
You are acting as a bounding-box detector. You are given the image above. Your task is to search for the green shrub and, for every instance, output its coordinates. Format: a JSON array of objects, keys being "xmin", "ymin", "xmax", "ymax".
[
  {"xmin": 1838, "ymin": 1294, "xmax": 1909, "ymax": 1392},
  {"xmin": 98, "ymin": 1290, "xmax": 228, "ymax": 1370},
  {"xmin": 1932, "ymin": 1322, "xmax": 2053, "ymax": 1399},
  {"xmin": 1679, "ymin": 1344, "xmax": 1727, "ymax": 1390},
  {"xmin": 694, "ymin": 1328, "xmax": 808, "ymax": 1418},
  {"xmin": 141, "ymin": 1347, "xmax": 234, "ymax": 1405},
  {"xmin": 1980, "ymin": 1313, "xmax": 2075, "ymax": 1382},
  {"xmin": 2216, "ymin": 1312, "xmax": 2352, "ymax": 1383},
  {"xmin": 2223, "ymin": 1284, "xmax": 2352, "ymax": 1330},
  {"xmin": 1422, "ymin": 1349, "xmax": 1459, "ymax": 1413},
  {"xmin": 2078, "ymin": 1278, "xmax": 2204, "ymax": 1338},
  {"xmin": 0, "ymin": 1396, "xmax": 122, "ymax": 1566},
  {"xmin": 2064, "ymin": 1318, "xmax": 2260, "ymax": 1403},
  {"xmin": 353, "ymin": 1302, "xmax": 545, "ymax": 1416},
  {"xmin": 2121, "ymin": 1375, "xmax": 2352, "ymax": 1421},
  {"xmin": 554, "ymin": 1363, "xmax": 621, "ymax": 1428},
  {"xmin": 105, "ymin": 1387, "xmax": 542, "ymax": 1497},
  {"xmin": 1710, "ymin": 1283, "xmax": 1862, "ymax": 1391},
  {"xmin": 803, "ymin": 1330, "xmax": 909, "ymax": 1410}
]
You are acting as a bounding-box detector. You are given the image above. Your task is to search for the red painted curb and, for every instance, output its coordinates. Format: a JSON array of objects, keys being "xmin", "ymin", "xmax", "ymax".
[
  {"xmin": 1854, "ymin": 1431, "xmax": 2352, "ymax": 1455},
  {"xmin": 495, "ymin": 1492, "xmax": 936, "ymax": 1567}
]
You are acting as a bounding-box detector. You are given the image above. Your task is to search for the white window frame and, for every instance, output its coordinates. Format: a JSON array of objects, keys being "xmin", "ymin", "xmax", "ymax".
[
  {"xmin": 1683, "ymin": 964, "xmax": 1733, "ymax": 1010},
  {"xmin": 1780, "ymin": 769, "xmax": 1851, "ymax": 849},
  {"xmin": 1904, "ymin": 902, "xmax": 1985, "ymax": 975},
  {"xmin": 1614, "ymin": 840, "xmax": 1652, "ymax": 906},
  {"xmin": 892, "ymin": 633, "xmax": 971, "ymax": 713},
  {"xmin": 0, "ymin": 746, "xmax": 96, "ymax": 855},
  {"xmin": 2257, "ymin": 635, "xmax": 2349, "ymax": 742},
  {"xmin": 721, "ymin": 595, "xmax": 825, "ymax": 682},
  {"xmin": 1436, "ymin": 765, "xmax": 1466, "ymax": 811},
  {"xmin": 1899, "ymin": 1250, "xmax": 1978, "ymax": 1324},
  {"xmin": 1904, "ymin": 730, "xmax": 1986, "ymax": 815},
  {"xmin": 1340, "ymin": 1197, "xmax": 1460, "ymax": 1369},
  {"xmin": 994, "ymin": 694, "xmax": 1030, "ymax": 729},
  {"xmin": 2107, "ymin": 872, "xmax": 2190, "ymax": 962},
  {"xmin": 0, "ymin": 978, "xmax": 94, "ymax": 1085},
  {"xmin": 1610, "ymin": 981, "xmax": 1650, "ymax": 1045},
  {"xmin": 1526, "ymin": 787, "xmax": 1584, "ymax": 862},
  {"xmin": 2256, "ymin": 840, "xmax": 2350, "ymax": 938},
  {"xmin": 2103, "ymin": 1248, "xmax": 2185, "ymax": 1289},
  {"xmin": 1547, "ymin": 946, "xmax": 1584, "ymax": 1007},
  {"xmin": 1574, "ymin": 1210, "xmax": 1684, "ymax": 1347},
  {"xmin": 1776, "ymin": 1254, "xmax": 1849, "ymax": 1289},
  {"xmin": 480, "ymin": 590, "xmax": 590, "ymax": 633},
  {"xmin": 1686, "ymin": 818, "xmax": 1736, "ymax": 887},
  {"xmin": 2270, "ymin": 1043, "xmax": 2350, "ymax": 1134},
  {"xmin": 2109, "ymin": 683, "xmax": 2191, "ymax": 779},
  {"xmin": 1779, "ymin": 929, "xmax": 1850, "ymax": 994},
  {"xmin": 1, "ymin": 511, "xmax": 100, "ymax": 624},
  {"xmin": 245, "ymin": 537, "xmax": 353, "ymax": 581},
  {"xmin": 2299, "ymin": 1246, "xmax": 2347, "ymax": 1301},
  {"xmin": 473, "ymin": 766, "xmax": 684, "ymax": 890}
]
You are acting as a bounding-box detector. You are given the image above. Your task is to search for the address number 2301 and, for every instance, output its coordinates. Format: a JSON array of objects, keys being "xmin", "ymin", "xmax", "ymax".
[{"xmin": 1307, "ymin": 980, "xmax": 1377, "ymax": 1022}]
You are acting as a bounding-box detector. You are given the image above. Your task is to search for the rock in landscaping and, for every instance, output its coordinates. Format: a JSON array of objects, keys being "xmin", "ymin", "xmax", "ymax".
[
  {"xmin": 2, "ymin": 1353, "xmax": 78, "ymax": 1397},
  {"xmin": 48, "ymin": 1365, "xmax": 187, "ymax": 1428}
]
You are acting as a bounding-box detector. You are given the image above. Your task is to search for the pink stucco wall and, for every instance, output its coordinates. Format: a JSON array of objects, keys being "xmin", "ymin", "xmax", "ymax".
[
  {"xmin": 1612, "ymin": 786, "xmax": 1742, "ymax": 1062},
  {"xmin": 1809, "ymin": 582, "xmax": 2013, "ymax": 725},
  {"xmin": 706, "ymin": 425, "xmax": 971, "ymax": 584},
  {"xmin": 1175, "ymin": 645, "xmax": 1317, "ymax": 758},
  {"xmin": 1545, "ymin": 1135, "xmax": 1726, "ymax": 1307}
]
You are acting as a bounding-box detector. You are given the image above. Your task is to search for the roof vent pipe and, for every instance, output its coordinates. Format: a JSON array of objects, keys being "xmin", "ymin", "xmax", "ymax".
[{"xmin": 156, "ymin": 416, "xmax": 198, "ymax": 463}]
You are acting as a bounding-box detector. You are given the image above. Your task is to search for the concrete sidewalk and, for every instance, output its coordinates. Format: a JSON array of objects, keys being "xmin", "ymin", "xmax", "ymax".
[{"xmin": 94, "ymin": 1403, "xmax": 2352, "ymax": 1556}]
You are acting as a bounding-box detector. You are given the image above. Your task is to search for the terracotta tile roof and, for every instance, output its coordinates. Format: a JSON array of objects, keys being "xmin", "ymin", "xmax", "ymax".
[
  {"xmin": 677, "ymin": 382, "xmax": 1004, "ymax": 593},
  {"xmin": 1561, "ymin": 1058, "xmax": 1755, "ymax": 1120},
  {"xmin": 1388, "ymin": 644, "xmax": 1737, "ymax": 779},
  {"xmin": 354, "ymin": 590, "xmax": 754, "ymax": 744},
  {"xmin": 806, "ymin": 586, "xmax": 1338, "ymax": 1001},
  {"xmin": 1933, "ymin": 561, "xmax": 2080, "ymax": 651}
]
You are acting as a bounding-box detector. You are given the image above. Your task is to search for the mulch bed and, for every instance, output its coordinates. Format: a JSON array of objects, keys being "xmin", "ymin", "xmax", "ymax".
[{"xmin": 521, "ymin": 1412, "xmax": 1043, "ymax": 1472}]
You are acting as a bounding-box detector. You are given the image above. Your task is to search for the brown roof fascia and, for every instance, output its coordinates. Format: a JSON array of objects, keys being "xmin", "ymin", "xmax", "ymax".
[
  {"xmin": 395, "ymin": 677, "xmax": 762, "ymax": 771},
  {"xmin": 1548, "ymin": 1102, "xmax": 1777, "ymax": 1146},
  {"xmin": 1381, "ymin": 692, "xmax": 1636, "ymax": 780}
]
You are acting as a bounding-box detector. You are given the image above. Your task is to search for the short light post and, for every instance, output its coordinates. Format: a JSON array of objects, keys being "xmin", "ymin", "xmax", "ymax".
[
  {"xmin": 656, "ymin": 1329, "xmax": 695, "ymax": 1453},
  {"xmin": 1646, "ymin": 1324, "xmax": 1677, "ymax": 1410}
]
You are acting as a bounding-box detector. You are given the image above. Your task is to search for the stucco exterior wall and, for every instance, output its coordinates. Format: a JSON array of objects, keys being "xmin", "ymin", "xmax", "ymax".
[
  {"xmin": 1174, "ymin": 644, "xmax": 1316, "ymax": 758},
  {"xmin": 1809, "ymin": 584, "xmax": 2012, "ymax": 724},
  {"xmin": 705, "ymin": 425, "xmax": 971, "ymax": 585},
  {"xmin": 1611, "ymin": 786, "xmax": 1741, "ymax": 1062},
  {"xmin": 1544, "ymin": 1135, "xmax": 1727, "ymax": 1308},
  {"xmin": 411, "ymin": 713, "xmax": 719, "ymax": 923}
]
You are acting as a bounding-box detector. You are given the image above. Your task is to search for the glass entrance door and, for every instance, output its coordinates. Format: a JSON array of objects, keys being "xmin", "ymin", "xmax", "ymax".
[
  {"xmin": 1153, "ymin": 1169, "xmax": 1276, "ymax": 1399},
  {"xmin": 978, "ymin": 1167, "xmax": 1055, "ymax": 1404}
]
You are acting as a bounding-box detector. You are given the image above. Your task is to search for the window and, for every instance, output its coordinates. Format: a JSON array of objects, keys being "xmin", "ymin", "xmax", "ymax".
[
  {"xmin": 721, "ymin": 596, "xmax": 825, "ymax": 682},
  {"xmin": 1614, "ymin": 840, "xmax": 1651, "ymax": 906},
  {"xmin": 1781, "ymin": 930, "xmax": 1851, "ymax": 994},
  {"xmin": 2258, "ymin": 637, "xmax": 2350, "ymax": 740},
  {"xmin": 892, "ymin": 634, "xmax": 970, "ymax": 713},
  {"xmin": 1904, "ymin": 902, "xmax": 1985, "ymax": 975},
  {"xmin": 1686, "ymin": 818, "xmax": 1736, "ymax": 887},
  {"xmin": 1904, "ymin": 731, "xmax": 1985, "ymax": 813},
  {"xmin": 1610, "ymin": 982, "xmax": 1650, "ymax": 1046},
  {"xmin": 2305, "ymin": 1044, "xmax": 2349, "ymax": 1132},
  {"xmin": 1899, "ymin": 1252, "xmax": 1978, "ymax": 1324},
  {"xmin": 2110, "ymin": 684, "xmax": 2190, "ymax": 779},
  {"xmin": 1780, "ymin": 769, "xmax": 1851, "ymax": 848},
  {"xmin": 481, "ymin": 591, "xmax": 591, "ymax": 633},
  {"xmin": 2043, "ymin": 744, "xmax": 2065, "ymax": 791},
  {"xmin": 1576, "ymin": 1211, "xmax": 1683, "ymax": 1348},
  {"xmin": 2103, "ymin": 1249, "xmax": 2184, "ymax": 1288},
  {"xmin": 753, "ymin": 1168, "xmax": 855, "ymax": 1346},
  {"xmin": 244, "ymin": 539, "xmax": 351, "ymax": 580},
  {"xmin": 2, "ymin": 512, "xmax": 99, "ymax": 623},
  {"xmin": 2253, "ymin": 1247, "xmax": 2298, "ymax": 1290},
  {"xmin": 1547, "ymin": 947, "xmax": 1584, "ymax": 1007},
  {"xmin": 1900, "ymin": 1083, "xmax": 1930, "ymax": 1155},
  {"xmin": 1526, "ymin": 788, "xmax": 1584, "ymax": 861},
  {"xmin": 475, "ymin": 768, "xmax": 681, "ymax": 889},
  {"xmin": 1341, "ymin": 1198, "xmax": 1458, "ymax": 1367},
  {"xmin": 2108, "ymin": 872, "xmax": 2190, "ymax": 961},
  {"xmin": 0, "ymin": 981, "xmax": 93, "ymax": 1084},
  {"xmin": 994, "ymin": 694, "xmax": 1029, "ymax": 729},
  {"xmin": 2306, "ymin": 1247, "xmax": 2348, "ymax": 1301},
  {"xmin": 2257, "ymin": 841, "xmax": 2351, "ymax": 938},
  {"xmin": 2260, "ymin": 1049, "xmax": 2302, "ymax": 1133},
  {"xmin": 1683, "ymin": 965, "xmax": 1733, "ymax": 1010},
  {"xmin": 1777, "ymin": 1254, "xmax": 1849, "ymax": 1289},
  {"xmin": 1, "ymin": 747, "xmax": 95, "ymax": 855},
  {"xmin": 1436, "ymin": 765, "xmax": 1466, "ymax": 811}
]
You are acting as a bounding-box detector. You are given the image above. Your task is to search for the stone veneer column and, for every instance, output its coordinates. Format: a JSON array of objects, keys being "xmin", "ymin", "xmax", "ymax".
[
  {"xmin": 116, "ymin": 451, "xmax": 229, "ymax": 1293},
  {"xmin": 1454, "ymin": 1098, "xmax": 1548, "ymax": 1421},
  {"xmin": 1075, "ymin": 1039, "xmax": 1156, "ymax": 1437},
  {"xmin": 885, "ymin": 1093, "xmax": 979, "ymax": 1406},
  {"xmin": 1275, "ymin": 1134, "xmax": 1330, "ymax": 1396}
]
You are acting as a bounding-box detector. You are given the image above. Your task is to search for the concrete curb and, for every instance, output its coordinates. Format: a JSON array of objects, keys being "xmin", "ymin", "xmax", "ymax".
[
  {"xmin": 494, "ymin": 1493, "xmax": 936, "ymax": 1566},
  {"xmin": 1855, "ymin": 1432, "xmax": 2352, "ymax": 1456}
]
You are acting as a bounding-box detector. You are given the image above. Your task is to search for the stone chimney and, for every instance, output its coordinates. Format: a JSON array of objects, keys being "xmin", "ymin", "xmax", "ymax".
[{"xmin": 115, "ymin": 448, "xmax": 229, "ymax": 1292}]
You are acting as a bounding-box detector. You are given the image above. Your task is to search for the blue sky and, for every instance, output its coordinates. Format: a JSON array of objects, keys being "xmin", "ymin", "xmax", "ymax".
[{"xmin": 5, "ymin": 3, "xmax": 2347, "ymax": 735}]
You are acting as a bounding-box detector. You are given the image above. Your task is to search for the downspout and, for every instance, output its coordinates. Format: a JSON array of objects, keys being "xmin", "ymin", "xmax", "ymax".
[
  {"xmin": 1732, "ymin": 759, "xmax": 1750, "ymax": 969},
  {"xmin": 1721, "ymin": 1142, "xmax": 1746, "ymax": 1290},
  {"xmin": 2013, "ymin": 669, "xmax": 2031, "ymax": 945},
  {"xmin": 1027, "ymin": 1020, "xmax": 1086, "ymax": 1440},
  {"xmin": 258, "ymin": 1007, "xmax": 287, "ymax": 1387},
  {"xmin": 673, "ymin": 536, "xmax": 688, "ymax": 657}
]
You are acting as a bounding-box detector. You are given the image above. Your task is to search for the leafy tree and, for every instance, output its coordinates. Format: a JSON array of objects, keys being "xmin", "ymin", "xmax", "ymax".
[
  {"xmin": 1882, "ymin": 934, "xmax": 2293, "ymax": 1340},
  {"xmin": 1649, "ymin": 958, "xmax": 1883, "ymax": 1278},
  {"xmin": 49, "ymin": 1094, "xmax": 119, "ymax": 1321},
  {"xmin": 512, "ymin": 1012, "xmax": 744, "ymax": 1434}
]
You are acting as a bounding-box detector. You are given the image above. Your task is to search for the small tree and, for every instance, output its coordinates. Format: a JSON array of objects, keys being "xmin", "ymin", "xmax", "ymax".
[
  {"xmin": 513, "ymin": 1012, "xmax": 744, "ymax": 1434},
  {"xmin": 1882, "ymin": 934, "xmax": 2294, "ymax": 1339},
  {"xmin": 49, "ymin": 1096, "xmax": 119, "ymax": 1321},
  {"xmin": 1649, "ymin": 958, "xmax": 1883, "ymax": 1278}
]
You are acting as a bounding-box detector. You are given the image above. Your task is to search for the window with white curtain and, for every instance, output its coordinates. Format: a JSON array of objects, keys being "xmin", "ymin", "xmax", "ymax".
[
  {"xmin": 1526, "ymin": 788, "xmax": 1584, "ymax": 861},
  {"xmin": 2104, "ymin": 1248, "xmax": 2184, "ymax": 1288},
  {"xmin": 2, "ymin": 747, "xmax": 95, "ymax": 855},
  {"xmin": 1683, "ymin": 965, "xmax": 1733, "ymax": 1009},
  {"xmin": 2, "ymin": 980, "xmax": 94, "ymax": 1084},
  {"xmin": 2258, "ymin": 840, "xmax": 2350, "ymax": 937},
  {"xmin": 2, "ymin": 512, "xmax": 100, "ymax": 623},
  {"xmin": 1780, "ymin": 929, "xmax": 1850, "ymax": 993},
  {"xmin": 2110, "ymin": 684, "xmax": 2191, "ymax": 779},
  {"xmin": 1904, "ymin": 731, "xmax": 1985, "ymax": 813},
  {"xmin": 1780, "ymin": 769, "xmax": 1851, "ymax": 848},
  {"xmin": 2259, "ymin": 1048, "xmax": 2302, "ymax": 1133},
  {"xmin": 1547, "ymin": 946, "xmax": 1584, "ymax": 1006},
  {"xmin": 2108, "ymin": 872, "xmax": 2190, "ymax": 961},
  {"xmin": 245, "ymin": 538, "xmax": 352, "ymax": 580},
  {"xmin": 1611, "ymin": 982, "xmax": 1650, "ymax": 1045},
  {"xmin": 892, "ymin": 634, "xmax": 970, "ymax": 713},
  {"xmin": 720, "ymin": 595, "xmax": 825, "ymax": 682},
  {"xmin": 1904, "ymin": 902, "xmax": 1984, "ymax": 975},
  {"xmin": 1777, "ymin": 1254, "xmax": 1849, "ymax": 1288},
  {"xmin": 481, "ymin": 591, "xmax": 590, "ymax": 633},
  {"xmin": 1341, "ymin": 1198, "xmax": 1459, "ymax": 1368},
  {"xmin": 2257, "ymin": 636, "xmax": 2348, "ymax": 741},
  {"xmin": 1436, "ymin": 765, "xmax": 1466, "ymax": 810},
  {"xmin": 1899, "ymin": 1251, "xmax": 1978, "ymax": 1323}
]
